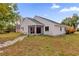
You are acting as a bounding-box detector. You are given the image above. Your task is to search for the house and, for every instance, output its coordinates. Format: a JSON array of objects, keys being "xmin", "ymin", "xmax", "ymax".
[
  {"xmin": 16, "ymin": 16, "xmax": 66, "ymax": 36},
  {"xmin": 76, "ymin": 20, "xmax": 79, "ymax": 30}
]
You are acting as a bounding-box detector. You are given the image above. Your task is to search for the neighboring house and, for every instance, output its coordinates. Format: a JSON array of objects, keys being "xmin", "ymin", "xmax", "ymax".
[{"xmin": 16, "ymin": 16, "xmax": 66, "ymax": 36}]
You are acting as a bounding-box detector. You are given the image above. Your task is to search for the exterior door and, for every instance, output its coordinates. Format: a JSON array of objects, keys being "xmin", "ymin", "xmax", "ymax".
[
  {"xmin": 36, "ymin": 27, "xmax": 41, "ymax": 34},
  {"xmin": 28, "ymin": 26, "xmax": 35, "ymax": 34}
]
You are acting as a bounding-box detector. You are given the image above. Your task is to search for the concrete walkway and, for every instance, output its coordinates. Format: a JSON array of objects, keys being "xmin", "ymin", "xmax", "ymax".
[{"xmin": 0, "ymin": 35, "xmax": 26, "ymax": 48}]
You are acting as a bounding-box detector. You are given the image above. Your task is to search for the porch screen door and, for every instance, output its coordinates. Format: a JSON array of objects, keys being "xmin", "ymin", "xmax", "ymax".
[{"xmin": 30, "ymin": 26, "xmax": 35, "ymax": 34}]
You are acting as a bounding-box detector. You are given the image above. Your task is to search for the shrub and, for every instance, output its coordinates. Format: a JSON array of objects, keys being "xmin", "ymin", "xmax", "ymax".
[{"xmin": 65, "ymin": 27, "xmax": 76, "ymax": 34}]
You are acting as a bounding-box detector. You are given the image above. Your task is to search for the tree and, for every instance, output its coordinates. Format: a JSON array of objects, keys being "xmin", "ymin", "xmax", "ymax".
[
  {"xmin": 0, "ymin": 3, "xmax": 20, "ymax": 33},
  {"xmin": 61, "ymin": 14, "xmax": 79, "ymax": 29},
  {"xmin": 71, "ymin": 14, "xmax": 79, "ymax": 29}
]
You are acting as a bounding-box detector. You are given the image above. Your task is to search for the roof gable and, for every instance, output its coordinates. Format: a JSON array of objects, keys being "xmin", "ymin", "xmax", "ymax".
[{"xmin": 23, "ymin": 17, "xmax": 44, "ymax": 25}]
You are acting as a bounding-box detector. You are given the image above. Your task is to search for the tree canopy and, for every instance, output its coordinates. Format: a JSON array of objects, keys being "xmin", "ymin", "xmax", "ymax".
[
  {"xmin": 61, "ymin": 14, "xmax": 79, "ymax": 29},
  {"xmin": 0, "ymin": 3, "xmax": 20, "ymax": 33}
]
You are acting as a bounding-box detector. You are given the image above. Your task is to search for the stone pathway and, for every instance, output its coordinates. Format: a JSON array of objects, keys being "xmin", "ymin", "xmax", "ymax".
[{"xmin": 0, "ymin": 35, "xmax": 26, "ymax": 48}]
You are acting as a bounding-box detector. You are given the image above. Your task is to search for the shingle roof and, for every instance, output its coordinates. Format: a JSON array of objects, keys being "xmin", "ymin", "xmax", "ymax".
[
  {"xmin": 26, "ymin": 17, "xmax": 44, "ymax": 25},
  {"xmin": 34, "ymin": 16, "xmax": 66, "ymax": 27},
  {"xmin": 23, "ymin": 16, "xmax": 66, "ymax": 27},
  {"xmin": 34, "ymin": 16, "xmax": 60, "ymax": 24}
]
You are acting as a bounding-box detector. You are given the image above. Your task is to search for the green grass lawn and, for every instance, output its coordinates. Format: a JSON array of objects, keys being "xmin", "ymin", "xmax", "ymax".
[
  {"xmin": 0, "ymin": 32, "xmax": 22, "ymax": 42},
  {"xmin": 1, "ymin": 33, "xmax": 79, "ymax": 56}
]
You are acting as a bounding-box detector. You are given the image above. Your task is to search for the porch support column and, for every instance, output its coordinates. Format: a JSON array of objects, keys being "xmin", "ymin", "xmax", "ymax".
[{"xmin": 35, "ymin": 25, "xmax": 37, "ymax": 35}]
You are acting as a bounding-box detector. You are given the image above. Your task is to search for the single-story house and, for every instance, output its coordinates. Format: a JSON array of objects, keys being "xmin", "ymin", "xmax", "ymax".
[
  {"xmin": 16, "ymin": 16, "xmax": 66, "ymax": 36},
  {"xmin": 76, "ymin": 20, "xmax": 79, "ymax": 30}
]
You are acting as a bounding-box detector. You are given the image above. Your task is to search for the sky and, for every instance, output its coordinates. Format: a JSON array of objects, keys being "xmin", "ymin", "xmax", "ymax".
[{"xmin": 17, "ymin": 3, "xmax": 79, "ymax": 23}]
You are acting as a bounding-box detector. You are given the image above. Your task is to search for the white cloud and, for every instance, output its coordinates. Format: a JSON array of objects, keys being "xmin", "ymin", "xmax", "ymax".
[
  {"xmin": 60, "ymin": 7, "xmax": 79, "ymax": 12},
  {"xmin": 51, "ymin": 4, "xmax": 60, "ymax": 9}
]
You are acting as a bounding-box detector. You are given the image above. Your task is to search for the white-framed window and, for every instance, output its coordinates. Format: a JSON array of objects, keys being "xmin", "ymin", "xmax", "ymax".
[{"xmin": 45, "ymin": 26, "xmax": 49, "ymax": 31}]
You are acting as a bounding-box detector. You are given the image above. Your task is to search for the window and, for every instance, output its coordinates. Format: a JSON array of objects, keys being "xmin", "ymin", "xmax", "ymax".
[
  {"xmin": 45, "ymin": 26, "xmax": 49, "ymax": 31},
  {"xmin": 60, "ymin": 27, "xmax": 62, "ymax": 31}
]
